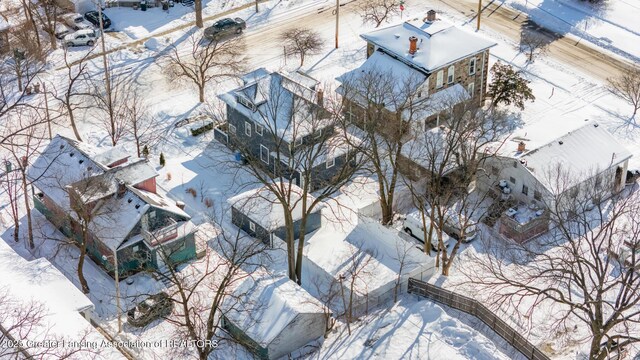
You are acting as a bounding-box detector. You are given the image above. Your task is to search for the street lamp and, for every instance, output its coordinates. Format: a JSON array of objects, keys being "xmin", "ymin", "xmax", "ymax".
[{"xmin": 102, "ymin": 248, "xmax": 122, "ymax": 334}]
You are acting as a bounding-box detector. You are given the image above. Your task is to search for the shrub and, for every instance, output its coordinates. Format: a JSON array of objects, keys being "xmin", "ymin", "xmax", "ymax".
[
  {"xmin": 159, "ymin": 153, "xmax": 166, "ymax": 167},
  {"xmin": 204, "ymin": 197, "xmax": 213, "ymax": 208},
  {"xmin": 186, "ymin": 187, "xmax": 197, "ymax": 198},
  {"xmin": 191, "ymin": 122, "xmax": 214, "ymax": 136}
]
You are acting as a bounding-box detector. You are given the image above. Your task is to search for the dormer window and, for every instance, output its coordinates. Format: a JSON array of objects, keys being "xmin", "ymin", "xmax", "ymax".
[{"xmin": 237, "ymin": 95, "xmax": 256, "ymax": 112}]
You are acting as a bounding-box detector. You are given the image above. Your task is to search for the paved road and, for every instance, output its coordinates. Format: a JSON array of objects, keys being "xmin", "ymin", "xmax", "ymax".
[{"xmin": 439, "ymin": 0, "xmax": 635, "ymax": 81}]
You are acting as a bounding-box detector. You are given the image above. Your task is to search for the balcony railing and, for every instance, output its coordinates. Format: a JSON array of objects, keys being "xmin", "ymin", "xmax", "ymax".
[{"xmin": 142, "ymin": 218, "xmax": 179, "ymax": 247}]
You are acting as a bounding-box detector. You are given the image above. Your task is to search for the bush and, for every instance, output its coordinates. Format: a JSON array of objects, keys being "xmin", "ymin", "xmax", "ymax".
[
  {"xmin": 186, "ymin": 187, "xmax": 197, "ymax": 198},
  {"xmin": 191, "ymin": 122, "xmax": 214, "ymax": 136},
  {"xmin": 159, "ymin": 153, "xmax": 166, "ymax": 167},
  {"xmin": 142, "ymin": 145, "xmax": 150, "ymax": 158},
  {"xmin": 204, "ymin": 197, "xmax": 213, "ymax": 208}
]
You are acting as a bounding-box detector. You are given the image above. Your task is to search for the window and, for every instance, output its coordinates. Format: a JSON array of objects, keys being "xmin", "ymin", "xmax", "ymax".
[
  {"xmin": 133, "ymin": 245, "xmax": 139, "ymax": 252},
  {"xmin": 522, "ymin": 184, "xmax": 529, "ymax": 196},
  {"xmin": 244, "ymin": 121, "xmax": 251, "ymax": 136},
  {"xmin": 513, "ymin": 161, "xmax": 518, "ymax": 168},
  {"xmin": 237, "ymin": 96, "xmax": 256, "ymax": 111},
  {"xmin": 326, "ymin": 157, "xmax": 335, "ymax": 169},
  {"xmin": 469, "ymin": 57, "xmax": 477, "ymax": 75},
  {"xmin": 315, "ymin": 129, "xmax": 322, "ymax": 139},
  {"xmin": 534, "ymin": 190, "xmax": 542, "ymax": 201},
  {"xmin": 447, "ymin": 66, "xmax": 455, "ymax": 84},
  {"xmin": 260, "ymin": 144, "xmax": 269, "ymax": 164},
  {"xmin": 295, "ymin": 137, "xmax": 303, "ymax": 146},
  {"xmin": 436, "ymin": 70, "xmax": 444, "ymax": 88},
  {"xmin": 467, "ymin": 82, "xmax": 475, "ymax": 96},
  {"xmin": 255, "ymin": 124, "xmax": 263, "ymax": 136},
  {"xmin": 249, "ymin": 221, "xmax": 256, "ymax": 232},
  {"xmin": 229, "ymin": 123, "xmax": 236, "ymax": 135},
  {"xmin": 509, "ymin": 176, "xmax": 516, "ymax": 184}
]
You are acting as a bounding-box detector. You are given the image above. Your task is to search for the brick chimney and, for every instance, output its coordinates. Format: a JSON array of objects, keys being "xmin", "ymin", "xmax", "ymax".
[
  {"xmin": 409, "ymin": 36, "xmax": 418, "ymax": 55},
  {"xmin": 117, "ymin": 180, "xmax": 126, "ymax": 198},
  {"xmin": 425, "ymin": 10, "xmax": 437, "ymax": 23},
  {"xmin": 176, "ymin": 201, "xmax": 185, "ymax": 210},
  {"xmin": 517, "ymin": 141, "xmax": 526, "ymax": 152}
]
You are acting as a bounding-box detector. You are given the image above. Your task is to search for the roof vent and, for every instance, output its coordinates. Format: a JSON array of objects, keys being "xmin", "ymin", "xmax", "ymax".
[
  {"xmin": 59, "ymin": 144, "xmax": 64, "ymax": 149},
  {"xmin": 69, "ymin": 152, "xmax": 74, "ymax": 157},
  {"xmin": 79, "ymin": 159, "xmax": 84, "ymax": 164},
  {"xmin": 558, "ymin": 141, "xmax": 564, "ymax": 145},
  {"xmin": 117, "ymin": 180, "xmax": 126, "ymax": 198},
  {"xmin": 594, "ymin": 123, "xmax": 599, "ymax": 127},
  {"xmin": 127, "ymin": 198, "xmax": 132, "ymax": 203},
  {"xmin": 135, "ymin": 204, "xmax": 140, "ymax": 209},
  {"xmin": 424, "ymin": 9, "xmax": 437, "ymax": 23},
  {"xmin": 394, "ymin": 34, "xmax": 400, "ymax": 39}
]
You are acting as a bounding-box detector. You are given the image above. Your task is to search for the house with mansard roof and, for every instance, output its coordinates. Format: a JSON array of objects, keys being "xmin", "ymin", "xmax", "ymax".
[{"xmin": 28, "ymin": 135, "xmax": 197, "ymax": 277}]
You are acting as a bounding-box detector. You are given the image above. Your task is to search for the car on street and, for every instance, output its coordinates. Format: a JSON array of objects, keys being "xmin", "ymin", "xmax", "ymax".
[
  {"xmin": 54, "ymin": 23, "xmax": 72, "ymax": 39},
  {"xmin": 84, "ymin": 11, "xmax": 112, "ymax": 29},
  {"xmin": 64, "ymin": 29, "xmax": 100, "ymax": 47},
  {"xmin": 60, "ymin": 13, "xmax": 93, "ymax": 30},
  {"xmin": 204, "ymin": 17, "xmax": 246, "ymax": 40}
]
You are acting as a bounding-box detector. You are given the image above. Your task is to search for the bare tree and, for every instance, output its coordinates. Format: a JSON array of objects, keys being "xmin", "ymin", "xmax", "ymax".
[
  {"xmin": 51, "ymin": 46, "xmax": 95, "ymax": 141},
  {"xmin": 357, "ymin": 0, "xmax": 399, "ymax": 28},
  {"xmin": 144, "ymin": 218, "xmax": 267, "ymax": 360},
  {"xmin": 280, "ymin": 28, "xmax": 324, "ymax": 67},
  {"xmin": 226, "ymin": 77, "xmax": 363, "ymax": 284},
  {"xmin": 32, "ymin": 0, "xmax": 63, "ymax": 50},
  {"xmin": 165, "ymin": 34, "xmax": 246, "ymax": 103},
  {"xmin": 340, "ymin": 242, "xmax": 378, "ymax": 335},
  {"xmin": 608, "ymin": 67, "xmax": 640, "ymax": 121},
  {"xmin": 1, "ymin": 159, "xmax": 22, "ymax": 242},
  {"xmin": 519, "ymin": 30, "xmax": 550, "ymax": 63},
  {"xmin": 340, "ymin": 67, "xmax": 427, "ymax": 225},
  {"xmin": 464, "ymin": 170, "xmax": 640, "ymax": 360},
  {"xmin": 122, "ymin": 88, "xmax": 163, "ymax": 157},
  {"xmin": 90, "ymin": 71, "xmax": 131, "ymax": 146}
]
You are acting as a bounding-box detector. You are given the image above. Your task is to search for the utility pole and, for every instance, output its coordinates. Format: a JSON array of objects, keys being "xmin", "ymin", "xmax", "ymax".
[
  {"xmin": 97, "ymin": 3, "xmax": 115, "ymax": 145},
  {"xmin": 42, "ymin": 82, "xmax": 52, "ymax": 140},
  {"xmin": 477, "ymin": 0, "xmax": 482, "ymax": 31},
  {"xmin": 335, "ymin": 0, "xmax": 339, "ymax": 48},
  {"xmin": 103, "ymin": 249, "xmax": 122, "ymax": 333}
]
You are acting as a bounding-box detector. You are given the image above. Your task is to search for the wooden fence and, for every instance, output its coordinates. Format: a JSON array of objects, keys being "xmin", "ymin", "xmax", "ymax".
[{"xmin": 408, "ymin": 278, "xmax": 550, "ymax": 360}]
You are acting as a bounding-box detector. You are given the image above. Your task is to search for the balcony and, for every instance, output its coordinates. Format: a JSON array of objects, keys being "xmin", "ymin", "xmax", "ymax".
[
  {"xmin": 499, "ymin": 204, "xmax": 550, "ymax": 243},
  {"xmin": 142, "ymin": 218, "xmax": 179, "ymax": 247}
]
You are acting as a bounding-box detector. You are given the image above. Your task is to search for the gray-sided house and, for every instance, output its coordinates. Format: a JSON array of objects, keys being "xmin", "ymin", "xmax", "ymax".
[
  {"xmin": 28, "ymin": 135, "xmax": 197, "ymax": 277},
  {"xmin": 217, "ymin": 68, "xmax": 359, "ymax": 191},
  {"xmin": 222, "ymin": 276, "xmax": 327, "ymax": 360},
  {"xmin": 477, "ymin": 122, "xmax": 632, "ymax": 243},
  {"xmin": 227, "ymin": 183, "xmax": 322, "ymax": 247}
]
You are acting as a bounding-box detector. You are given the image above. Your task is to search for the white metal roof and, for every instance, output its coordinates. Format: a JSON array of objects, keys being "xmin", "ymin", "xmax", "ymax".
[{"xmin": 361, "ymin": 17, "xmax": 497, "ymax": 73}]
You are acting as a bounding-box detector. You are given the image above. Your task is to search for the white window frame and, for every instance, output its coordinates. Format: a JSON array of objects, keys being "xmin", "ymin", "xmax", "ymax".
[
  {"xmin": 522, "ymin": 184, "xmax": 529, "ymax": 196},
  {"xmin": 447, "ymin": 66, "xmax": 455, "ymax": 84},
  {"xmin": 249, "ymin": 221, "xmax": 256, "ymax": 232},
  {"xmin": 315, "ymin": 129, "xmax": 322, "ymax": 139},
  {"xmin": 244, "ymin": 121, "xmax": 251, "ymax": 136},
  {"xmin": 467, "ymin": 82, "xmax": 475, "ymax": 97},
  {"xmin": 295, "ymin": 137, "xmax": 303, "ymax": 146},
  {"xmin": 326, "ymin": 157, "xmax": 335, "ymax": 169},
  {"xmin": 469, "ymin": 57, "xmax": 477, "ymax": 75},
  {"xmin": 436, "ymin": 70, "xmax": 444, "ymax": 89},
  {"xmin": 133, "ymin": 245, "xmax": 139, "ymax": 252},
  {"xmin": 260, "ymin": 144, "xmax": 269, "ymax": 164},
  {"xmin": 255, "ymin": 123, "xmax": 263, "ymax": 136},
  {"xmin": 229, "ymin": 123, "xmax": 236, "ymax": 135}
]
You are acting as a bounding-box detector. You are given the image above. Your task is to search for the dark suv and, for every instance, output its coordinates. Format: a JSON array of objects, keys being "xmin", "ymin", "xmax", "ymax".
[
  {"xmin": 84, "ymin": 11, "xmax": 111, "ymax": 29},
  {"xmin": 204, "ymin": 17, "xmax": 246, "ymax": 40}
]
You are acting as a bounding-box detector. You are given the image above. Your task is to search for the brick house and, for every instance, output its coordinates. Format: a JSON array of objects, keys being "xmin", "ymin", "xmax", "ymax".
[
  {"xmin": 218, "ymin": 68, "xmax": 360, "ymax": 191},
  {"xmin": 28, "ymin": 135, "xmax": 197, "ymax": 277}
]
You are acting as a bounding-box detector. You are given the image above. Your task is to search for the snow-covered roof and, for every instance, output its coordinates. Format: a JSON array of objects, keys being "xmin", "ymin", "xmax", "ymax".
[
  {"xmin": 220, "ymin": 70, "xmax": 332, "ymax": 142},
  {"xmin": 401, "ymin": 126, "xmax": 460, "ymax": 174},
  {"xmin": 276, "ymin": 129, "xmax": 362, "ymax": 169},
  {"xmin": 361, "ymin": 16, "xmax": 496, "ymax": 73},
  {"xmin": 28, "ymin": 136, "xmax": 190, "ymax": 251},
  {"xmin": 227, "ymin": 183, "xmax": 317, "ymax": 231},
  {"xmin": 0, "ymin": 17, "xmax": 10, "ymax": 32},
  {"xmin": 0, "ymin": 241, "xmax": 120, "ymax": 360},
  {"xmin": 516, "ymin": 122, "xmax": 632, "ymax": 189},
  {"xmin": 92, "ymin": 145, "xmax": 130, "ymax": 167},
  {"xmin": 223, "ymin": 276, "xmax": 325, "ymax": 347}
]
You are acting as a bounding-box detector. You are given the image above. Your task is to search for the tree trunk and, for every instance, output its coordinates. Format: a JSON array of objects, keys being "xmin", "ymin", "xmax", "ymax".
[
  {"xmin": 255, "ymin": 0, "xmax": 259, "ymax": 12},
  {"xmin": 48, "ymin": 32, "xmax": 57, "ymax": 50},
  {"xmin": 285, "ymin": 212, "xmax": 297, "ymax": 283},
  {"xmin": 589, "ymin": 333, "xmax": 606, "ymax": 360},
  {"xmin": 198, "ymin": 85, "xmax": 205, "ymax": 103},
  {"xmin": 68, "ymin": 108, "xmax": 82, "ymax": 141},
  {"xmin": 21, "ymin": 171, "xmax": 33, "ymax": 249},
  {"xmin": 300, "ymin": 53, "xmax": 305, "ymax": 67},
  {"xmin": 78, "ymin": 231, "xmax": 90, "ymax": 293},
  {"xmin": 294, "ymin": 217, "xmax": 308, "ymax": 285},
  {"xmin": 195, "ymin": 0, "xmax": 203, "ymax": 28}
]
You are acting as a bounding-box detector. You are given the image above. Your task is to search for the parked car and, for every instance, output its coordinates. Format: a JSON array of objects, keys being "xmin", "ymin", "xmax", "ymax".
[
  {"xmin": 403, "ymin": 212, "xmax": 446, "ymax": 251},
  {"xmin": 127, "ymin": 292, "xmax": 173, "ymax": 328},
  {"xmin": 440, "ymin": 211, "xmax": 478, "ymax": 243},
  {"xmin": 204, "ymin": 17, "xmax": 246, "ymax": 40},
  {"xmin": 64, "ymin": 29, "xmax": 100, "ymax": 47},
  {"xmin": 84, "ymin": 11, "xmax": 111, "ymax": 29},
  {"xmin": 54, "ymin": 23, "xmax": 72, "ymax": 40},
  {"xmin": 60, "ymin": 13, "xmax": 93, "ymax": 30}
]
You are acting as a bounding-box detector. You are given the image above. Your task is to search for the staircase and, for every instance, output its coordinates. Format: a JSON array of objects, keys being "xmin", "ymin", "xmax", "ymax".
[{"xmin": 156, "ymin": 267, "xmax": 174, "ymax": 288}]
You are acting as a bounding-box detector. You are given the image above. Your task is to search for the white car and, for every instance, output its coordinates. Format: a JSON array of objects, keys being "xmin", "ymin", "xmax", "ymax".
[
  {"xmin": 60, "ymin": 13, "xmax": 93, "ymax": 30},
  {"xmin": 402, "ymin": 212, "xmax": 450, "ymax": 251},
  {"xmin": 64, "ymin": 29, "xmax": 100, "ymax": 47}
]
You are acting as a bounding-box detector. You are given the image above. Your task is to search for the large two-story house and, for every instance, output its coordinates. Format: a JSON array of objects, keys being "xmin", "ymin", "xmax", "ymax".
[
  {"xmin": 28, "ymin": 135, "xmax": 197, "ymax": 277},
  {"xmin": 218, "ymin": 68, "xmax": 359, "ymax": 190}
]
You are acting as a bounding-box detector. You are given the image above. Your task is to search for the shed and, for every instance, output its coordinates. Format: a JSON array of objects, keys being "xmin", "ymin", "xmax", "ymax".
[
  {"xmin": 222, "ymin": 276, "xmax": 327, "ymax": 360},
  {"xmin": 227, "ymin": 183, "xmax": 322, "ymax": 247}
]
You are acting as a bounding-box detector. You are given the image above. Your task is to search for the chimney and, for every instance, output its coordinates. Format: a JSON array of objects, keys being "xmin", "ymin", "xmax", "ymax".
[
  {"xmin": 176, "ymin": 201, "xmax": 186, "ymax": 210},
  {"xmin": 425, "ymin": 10, "xmax": 437, "ymax": 22},
  {"xmin": 316, "ymin": 88, "xmax": 324, "ymax": 107},
  {"xmin": 117, "ymin": 180, "xmax": 126, "ymax": 198},
  {"xmin": 517, "ymin": 141, "xmax": 526, "ymax": 152},
  {"xmin": 409, "ymin": 36, "xmax": 418, "ymax": 55}
]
